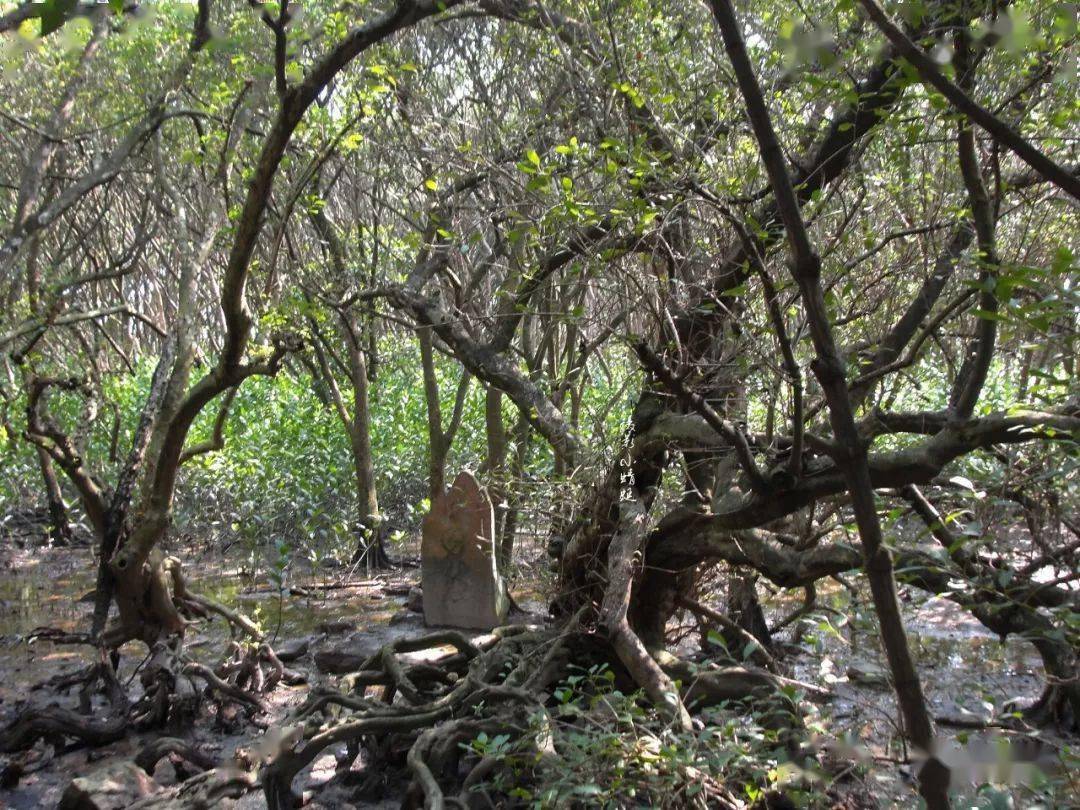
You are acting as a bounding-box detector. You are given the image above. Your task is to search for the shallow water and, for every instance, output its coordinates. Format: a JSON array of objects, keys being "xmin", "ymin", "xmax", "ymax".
[
  {"xmin": 0, "ymin": 542, "xmax": 429, "ymax": 808},
  {"xmin": 0, "ymin": 543, "xmax": 1075, "ymax": 807},
  {"xmin": 772, "ymin": 583, "xmax": 1074, "ymax": 806}
]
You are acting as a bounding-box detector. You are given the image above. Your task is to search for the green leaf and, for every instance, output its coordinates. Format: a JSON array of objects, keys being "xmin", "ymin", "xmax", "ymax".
[
  {"xmin": 285, "ymin": 62, "xmax": 304, "ymax": 85},
  {"xmin": 706, "ymin": 629, "xmax": 727, "ymax": 648},
  {"xmin": 572, "ymin": 784, "xmax": 603, "ymax": 797},
  {"xmin": 341, "ymin": 132, "xmax": 363, "ymax": 152},
  {"xmin": 40, "ymin": 0, "xmax": 78, "ymax": 37},
  {"xmin": 525, "ymin": 149, "xmax": 541, "ymax": 167}
]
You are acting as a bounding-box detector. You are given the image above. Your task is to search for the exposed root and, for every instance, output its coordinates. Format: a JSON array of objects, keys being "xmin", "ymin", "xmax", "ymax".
[
  {"xmin": 165, "ymin": 556, "xmax": 264, "ymax": 641},
  {"xmin": 601, "ymin": 498, "xmax": 692, "ymax": 731},
  {"xmin": 406, "ymin": 711, "xmax": 532, "ymax": 810},
  {"xmin": 1, "ymin": 653, "xmax": 129, "ymax": 753},
  {"xmin": 260, "ymin": 625, "xmax": 548, "ymax": 808},
  {"xmin": 0, "ymin": 705, "xmax": 127, "ymax": 754},
  {"xmin": 214, "ymin": 641, "xmax": 306, "ymax": 696},
  {"xmin": 19, "ymin": 554, "xmax": 289, "ymax": 742},
  {"xmin": 134, "ymin": 736, "xmax": 216, "ymax": 774},
  {"xmin": 130, "ymin": 638, "xmax": 296, "ymax": 731},
  {"xmin": 1017, "ymin": 679, "xmax": 1079, "ymax": 734},
  {"xmin": 17, "ymin": 610, "xmax": 809, "ymax": 807},
  {"xmin": 3, "ymin": 631, "xmax": 298, "ymax": 756},
  {"xmin": 128, "ymin": 764, "xmax": 258, "ymax": 809},
  {"xmin": 258, "ymin": 608, "xmax": 810, "ymax": 810},
  {"xmin": 106, "ymin": 553, "xmax": 264, "ymax": 648},
  {"xmin": 185, "ymin": 661, "xmax": 271, "ymax": 714},
  {"xmin": 26, "ymin": 627, "xmax": 96, "ymax": 646},
  {"xmin": 263, "ymin": 706, "xmax": 456, "ymax": 809}
]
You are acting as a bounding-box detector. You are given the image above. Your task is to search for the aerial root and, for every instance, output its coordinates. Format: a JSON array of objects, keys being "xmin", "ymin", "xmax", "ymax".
[
  {"xmin": 678, "ymin": 595, "xmax": 780, "ymax": 673},
  {"xmin": 600, "ymin": 498, "xmax": 693, "ymax": 731}
]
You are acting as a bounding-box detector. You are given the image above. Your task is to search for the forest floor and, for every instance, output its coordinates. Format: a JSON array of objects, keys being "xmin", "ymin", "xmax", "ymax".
[{"xmin": 0, "ymin": 538, "xmax": 1071, "ymax": 808}]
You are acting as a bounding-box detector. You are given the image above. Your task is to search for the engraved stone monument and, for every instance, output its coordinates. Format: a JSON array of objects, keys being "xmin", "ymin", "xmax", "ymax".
[{"xmin": 421, "ymin": 471, "xmax": 508, "ymax": 630}]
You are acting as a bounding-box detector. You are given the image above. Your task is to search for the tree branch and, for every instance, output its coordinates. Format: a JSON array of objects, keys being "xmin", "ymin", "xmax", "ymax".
[
  {"xmin": 633, "ymin": 340, "xmax": 768, "ymax": 492},
  {"xmin": 857, "ymin": 0, "xmax": 1080, "ymax": 200}
]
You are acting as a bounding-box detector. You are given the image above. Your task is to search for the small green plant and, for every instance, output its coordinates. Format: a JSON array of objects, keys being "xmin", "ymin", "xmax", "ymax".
[
  {"xmin": 268, "ymin": 537, "xmax": 291, "ymax": 642},
  {"xmin": 464, "ymin": 665, "xmax": 827, "ymax": 809}
]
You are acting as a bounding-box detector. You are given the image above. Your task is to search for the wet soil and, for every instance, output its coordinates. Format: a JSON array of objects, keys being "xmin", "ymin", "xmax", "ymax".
[
  {"xmin": 771, "ymin": 582, "xmax": 1075, "ymax": 807},
  {"xmin": 0, "ymin": 543, "xmax": 1075, "ymax": 808},
  {"xmin": 0, "ymin": 542, "xmax": 434, "ymax": 809}
]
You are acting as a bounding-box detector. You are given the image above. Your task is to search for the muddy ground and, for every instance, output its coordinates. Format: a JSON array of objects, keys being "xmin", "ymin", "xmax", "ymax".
[{"xmin": 0, "ymin": 541, "xmax": 1074, "ymax": 808}]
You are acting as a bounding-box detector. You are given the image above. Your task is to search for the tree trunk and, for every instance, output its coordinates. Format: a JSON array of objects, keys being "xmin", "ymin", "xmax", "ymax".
[
  {"xmin": 726, "ymin": 576, "xmax": 772, "ymax": 653},
  {"xmin": 35, "ymin": 447, "xmax": 72, "ymax": 544},
  {"xmin": 420, "ymin": 326, "xmax": 447, "ymax": 501},
  {"xmin": 343, "ymin": 311, "xmax": 385, "ymax": 571},
  {"xmin": 498, "ymin": 414, "xmax": 531, "ymax": 571},
  {"xmin": 90, "ymin": 518, "xmax": 124, "ymax": 637},
  {"xmin": 705, "ymin": 3, "xmax": 950, "ymax": 803},
  {"xmin": 485, "ymin": 387, "xmax": 509, "ymax": 567}
]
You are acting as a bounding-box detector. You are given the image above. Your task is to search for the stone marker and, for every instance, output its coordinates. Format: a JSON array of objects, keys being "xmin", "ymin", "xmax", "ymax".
[{"xmin": 422, "ymin": 471, "xmax": 508, "ymax": 630}]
